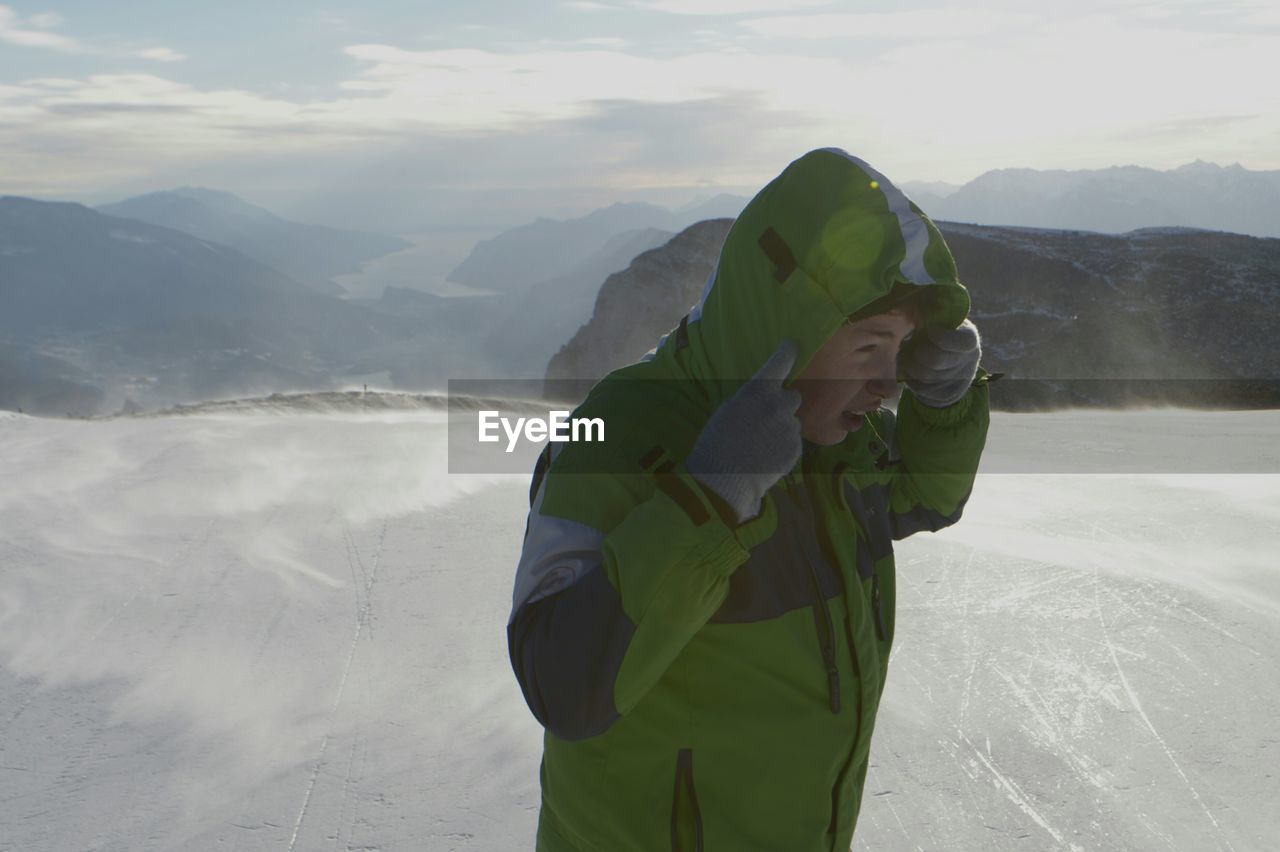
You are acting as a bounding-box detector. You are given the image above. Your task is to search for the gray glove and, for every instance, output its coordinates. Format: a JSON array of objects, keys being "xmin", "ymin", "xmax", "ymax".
[
  {"xmin": 684, "ymin": 340, "xmax": 803, "ymax": 524},
  {"xmin": 899, "ymin": 318, "xmax": 982, "ymax": 408}
]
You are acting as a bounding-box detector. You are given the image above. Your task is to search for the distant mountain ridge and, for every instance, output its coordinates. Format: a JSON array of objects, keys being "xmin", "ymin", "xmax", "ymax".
[
  {"xmin": 10, "ymin": 165, "xmax": 1280, "ymax": 416},
  {"xmin": 921, "ymin": 161, "xmax": 1280, "ymax": 239},
  {"xmin": 1, "ymin": 196, "xmax": 318, "ymax": 333},
  {"xmin": 481, "ymin": 226, "xmax": 676, "ymax": 377},
  {"xmin": 447, "ymin": 195, "xmax": 746, "ymax": 294},
  {"xmin": 0, "ymin": 196, "xmax": 395, "ymax": 414},
  {"xmin": 98, "ymin": 187, "xmax": 411, "ymax": 294},
  {"xmin": 1, "ymin": 193, "xmax": 679, "ymax": 415}
]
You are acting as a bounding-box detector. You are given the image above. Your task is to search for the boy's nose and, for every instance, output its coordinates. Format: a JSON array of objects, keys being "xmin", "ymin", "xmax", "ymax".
[
  {"xmin": 864, "ymin": 356, "xmax": 901, "ymax": 401},
  {"xmin": 865, "ymin": 377, "xmax": 899, "ymax": 402}
]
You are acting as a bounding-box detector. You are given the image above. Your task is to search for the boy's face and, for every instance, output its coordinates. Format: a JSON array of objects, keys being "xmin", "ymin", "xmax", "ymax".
[{"xmin": 792, "ymin": 309, "xmax": 915, "ymax": 445}]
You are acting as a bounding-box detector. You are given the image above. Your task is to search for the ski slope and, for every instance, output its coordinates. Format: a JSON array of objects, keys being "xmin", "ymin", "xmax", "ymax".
[{"xmin": 1, "ymin": 406, "xmax": 1277, "ymax": 850}]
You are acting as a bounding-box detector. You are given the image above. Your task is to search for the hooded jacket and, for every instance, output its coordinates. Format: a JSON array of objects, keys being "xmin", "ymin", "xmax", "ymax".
[{"xmin": 507, "ymin": 148, "xmax": 991, "ymax": 851}]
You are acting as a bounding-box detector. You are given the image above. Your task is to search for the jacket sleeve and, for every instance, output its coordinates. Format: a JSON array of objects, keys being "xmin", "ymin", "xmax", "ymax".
[
  {"xmin": 880, "ymin": 376, "xmax": 990, "ymax": 538},
  {"xmin": 507, "ymin": 442, "xmax": 750, "ymax": 742}
]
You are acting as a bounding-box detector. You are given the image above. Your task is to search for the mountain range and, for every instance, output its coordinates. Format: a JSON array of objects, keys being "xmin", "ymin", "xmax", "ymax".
[
  {"xmin": 0, "ymin": 196, "xmax": 402, "ymax": 414},
  {"xmin": 3, "ymin": 192, "xmax": 691, "ymax": 414},
  {"xmin": 5, "ymin": 164, "xmax": 1279, "ymax": 416},
  {"xmin": 98, "ymin": 187, "xmax": 411, "ymax": 294},
  {"xmin": 904, "ymin": 161, "xmax": 1280, "ymax": 239}
]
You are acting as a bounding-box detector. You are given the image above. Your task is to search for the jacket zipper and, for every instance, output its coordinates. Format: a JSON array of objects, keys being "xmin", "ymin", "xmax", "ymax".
[
  {"xmin": 670, "ymin": 748, "xmax": 704, "ymax": 852},
  {"xmin": 785, "ymin": 457, "xmax": 841, "ymax": 715},
  {"xmin": 870, "ymin": 573, "xmax": 888, "ymax": 641},
  {"xmin": 834, "ymin": 461, "xmax": 890, "ymax": 643}
]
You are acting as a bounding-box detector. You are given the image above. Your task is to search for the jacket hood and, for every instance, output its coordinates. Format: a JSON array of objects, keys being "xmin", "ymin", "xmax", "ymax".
[{"xmin": 655, "ymin": 148, "xmax": 970, "ymax": 407}]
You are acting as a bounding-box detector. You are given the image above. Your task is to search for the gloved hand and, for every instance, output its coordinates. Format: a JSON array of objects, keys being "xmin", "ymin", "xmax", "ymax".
[
  {"xmin": 899, "ymin": 318, "xmax": 982, "ymax": 408},
  {"xmin": 684, "ymin": 339, "xmax": 803, "ymax": 524}
]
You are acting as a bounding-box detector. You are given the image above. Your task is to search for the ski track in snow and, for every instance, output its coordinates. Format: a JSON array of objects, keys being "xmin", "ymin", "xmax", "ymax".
[
  {"xmin": 1092, "ymin": 564, "xmax": 1237, "ymax": 852},
  {"xmin": 859, "ymin": 469, "xmax": 1278, "ymax": 851},
  {"xmin": 287, "ymin": 518, "xmax": 385, "ymax": 852},
  {"xmin": 1088, "ymin": 515, "xmax": 1241, "ymax": 852},
  {"xmin": 960, "ymin": 729, "xmax": 1082, "ymax": 852}
]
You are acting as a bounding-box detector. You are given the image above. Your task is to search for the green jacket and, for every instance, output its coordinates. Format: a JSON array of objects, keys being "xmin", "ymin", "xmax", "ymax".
[{"xmin": 508, "ymin": 148, "xmax": 991, "ymax": 851}]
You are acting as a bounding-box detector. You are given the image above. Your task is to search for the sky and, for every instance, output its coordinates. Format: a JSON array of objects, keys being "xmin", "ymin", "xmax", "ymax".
[{"xmin": 1, "ymin": 0, "xmax": 1278, "ymax": 232}]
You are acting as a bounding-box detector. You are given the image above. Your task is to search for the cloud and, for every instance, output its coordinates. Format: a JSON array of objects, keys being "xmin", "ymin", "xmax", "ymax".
[
  {"xmin": 0, "ymin": 7, "xmax": 182, "ymax": 61},
  {"xmin": 27, "ymin": 11, "xmax": 65, "ymax": 28},
  {"xmin": 20, "ymin": 76, "xmax": 81, "ymax": 88},
  {"xmin": 136, "ymin": 47, "xmax": 187, "ymax": 62},
  {"xmin": 335, "ymin": 44, "xmax": 850, "ymax": 129},
  {"xmin": 626, "ymin": 0, "xmax": 832, "ymax": 13},
  {"xmin": 206, "ymin": 92, "xmax": 809, "ymax": 232},
  {"xmin": 1134, "ymin": 0, "xmax": 1280, "ymax": 31},
  {"xmin": 3, "ymin": 72, "xmax": 305, "ymax": 131},
  {"xmin": 47, "ymin": 101, "xmax": 199, "ymax": 115},
  {"xmin": 0, "ymin": 3, "xmax": 80, "ymax": 51},
  {"xmin": 2, "ymin": 19, "xmax": 1278, "ymax": 222},
  {"xmin": 0, "ymin": 72, "xmax": 345, "ymax": 189},
  {"xmin": 740, "ymin": 1, "xmax": 1280, "ymax": 40},
  {"xmin": 550, "ymin": 93, "xmax": 809, "ymax": 184},
  {"xmin": 738, "ymin": 9, "xmax": 1031, "ymax": 39}
]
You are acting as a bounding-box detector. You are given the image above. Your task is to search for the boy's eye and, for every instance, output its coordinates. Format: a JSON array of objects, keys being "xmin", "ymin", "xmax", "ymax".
[{"xmin": 856, "ymin": 343, "xmax": 878, "ymax": 353}]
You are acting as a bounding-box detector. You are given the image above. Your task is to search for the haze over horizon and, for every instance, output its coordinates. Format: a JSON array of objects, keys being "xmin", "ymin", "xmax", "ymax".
[{"xmin": 2, "ymin": 0, "xmax": 1278, "ymax": 233}]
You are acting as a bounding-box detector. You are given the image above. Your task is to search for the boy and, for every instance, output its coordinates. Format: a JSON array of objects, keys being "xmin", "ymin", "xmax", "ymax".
[{"xmin": 508, "ymin": 148, "xmax": 991, "ymax": 851}]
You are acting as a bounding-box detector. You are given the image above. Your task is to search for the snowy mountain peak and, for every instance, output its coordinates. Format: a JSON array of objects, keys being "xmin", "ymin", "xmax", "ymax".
[{"xmin": 930, "ymin": 160, "xmax": 1280, "ymax": 237}]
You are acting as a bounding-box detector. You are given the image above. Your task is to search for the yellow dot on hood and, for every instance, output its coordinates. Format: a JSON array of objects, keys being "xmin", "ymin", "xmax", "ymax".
[{"xmin": 869, "ymin": 180, "xmax": 880, "ymax": 190}]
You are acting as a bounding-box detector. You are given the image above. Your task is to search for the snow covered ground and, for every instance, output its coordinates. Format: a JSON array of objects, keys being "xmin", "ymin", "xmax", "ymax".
[{"xmin": 1, "ymin": 405, "xmax": 1277, "ymax": 851}]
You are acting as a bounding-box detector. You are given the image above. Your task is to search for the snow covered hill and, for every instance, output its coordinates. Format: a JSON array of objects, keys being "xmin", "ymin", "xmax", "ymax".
[{"xmin": 1, "ymin": 408, "xmax": 1277, "ymax": 850}]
